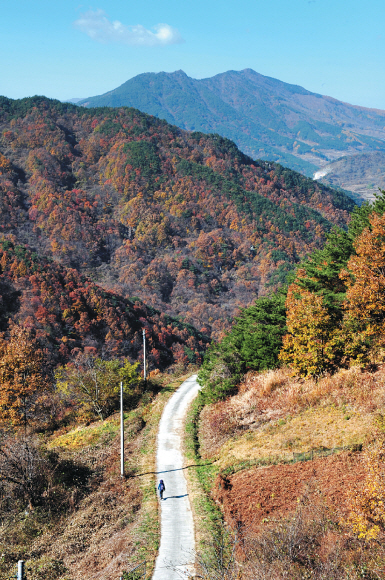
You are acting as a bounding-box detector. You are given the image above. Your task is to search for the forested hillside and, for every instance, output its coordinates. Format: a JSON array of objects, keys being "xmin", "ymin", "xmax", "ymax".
[
  {"xmin": 199, "ymin": 190, "xmax": 385, "ymax": 399},
  {"xmin": 0, "ymin": 240, "xmax": 208, "ymax": 372},
  {"xmin": 0, "ymin": 96, "xmax": 355, "ymax": 341},
  {"xmin": 1, "ymin": 95, "xmax": 383, "ymax": 580}
]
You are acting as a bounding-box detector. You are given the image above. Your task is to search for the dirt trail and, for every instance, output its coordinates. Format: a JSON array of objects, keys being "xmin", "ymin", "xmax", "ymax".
[{"xmin": 152, "ymin": 374, "xmax": 200, "ymax": 580}]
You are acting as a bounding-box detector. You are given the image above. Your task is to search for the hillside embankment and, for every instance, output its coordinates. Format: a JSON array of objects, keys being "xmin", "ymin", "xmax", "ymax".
[
  {"xmin": 192, "ymin": 366, "xmax": 385, "ymax": 579},
  {"xmin": 199, "ymin": 366, "xmax": 379, "ymax": 467},
  {"xmin": 215, "ymin": 451, "xmax": 365, "ymax": 530}
]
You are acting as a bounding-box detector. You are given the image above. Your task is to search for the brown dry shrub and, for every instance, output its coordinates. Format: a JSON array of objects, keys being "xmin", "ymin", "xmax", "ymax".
[
  {"xmin": 241, "ymin": 492, "xmax": 384, "ymax": 580},
  {"xmin": 238, "ymin": 368, "xmax": 289, "ymax": 396},
  {"xmin": 199, "ymin": 404, "xmax": 239, "ymax": 456},
  {"xmin": 240, "ymin": 366, "xmax": 385, "ymax": 415}
]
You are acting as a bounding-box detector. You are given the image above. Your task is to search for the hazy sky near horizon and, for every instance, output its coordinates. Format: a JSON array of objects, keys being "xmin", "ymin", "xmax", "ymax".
[{"xmin": 1, "ymin": 0, "xmax": 385, "ymax": 109}]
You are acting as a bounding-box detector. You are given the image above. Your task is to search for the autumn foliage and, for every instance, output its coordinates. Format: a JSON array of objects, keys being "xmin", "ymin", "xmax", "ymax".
[
  {"xmin": 346, "ymin": 439, "xmax": 385, "ymax": 541},
  {"xmin": 0, "ymin": 96, "xmax": 354, "ymax": 342},
  {"xmin": 280, "ymin": 192, "xmax": 385, "ymax": 375},
  {"xmin": 280, "ymin": 280, "xmax": 342, "ymax": 376},
  {"xmin": 55, "ymin": 354, "xmax": 142, "ymax": 420},
  {"xmin": 0, "ymin": 323, "xmax": 50, "ymax": 426},
  {"xmin": 342, "ymin": 212, "xmax": 385, "ymax": 363},
  {"xmin": 0, "ymin": 239, "xmax": 208, "ymax": 384}
]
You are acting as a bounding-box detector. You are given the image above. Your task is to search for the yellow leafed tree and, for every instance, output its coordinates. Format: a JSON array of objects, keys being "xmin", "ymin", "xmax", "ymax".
[
  {"xmin": 55, "ymin": 353, "xmax": 141, "ymax": 420},
  {"xmin": 346, "ymin": 440, "xmax": 385, "ymax": 540},
  {"xmin": 279, "ymin": 281, "xmax": 341, "ymax": 377}
]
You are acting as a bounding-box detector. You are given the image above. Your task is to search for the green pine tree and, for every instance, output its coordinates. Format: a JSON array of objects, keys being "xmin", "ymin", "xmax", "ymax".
[{"xmin": 198, "ymin": 290, "xmax": 287, "ymax": 403}]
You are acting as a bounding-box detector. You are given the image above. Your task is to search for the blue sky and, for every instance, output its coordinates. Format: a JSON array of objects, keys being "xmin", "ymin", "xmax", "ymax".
[{"xmin": 1, "ymin": 0, "xmax": 385, "ymax": 109}]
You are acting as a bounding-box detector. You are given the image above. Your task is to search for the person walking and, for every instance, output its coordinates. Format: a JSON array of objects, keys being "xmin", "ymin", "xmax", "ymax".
[{"xmin": 158, "ymin": 479, "xmax": 165, "ymax": 500}]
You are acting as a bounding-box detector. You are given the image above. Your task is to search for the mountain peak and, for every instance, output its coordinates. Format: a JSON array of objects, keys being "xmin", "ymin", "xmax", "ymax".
[{"xmin": 172, "ymin": 69, "xmax": 188, "ymax": 77}]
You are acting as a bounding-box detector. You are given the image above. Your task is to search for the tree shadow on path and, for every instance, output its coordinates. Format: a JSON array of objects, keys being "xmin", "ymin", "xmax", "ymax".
[{"xmin": 126, "ymin": 463, "xmax": 211, "ymax": 478}]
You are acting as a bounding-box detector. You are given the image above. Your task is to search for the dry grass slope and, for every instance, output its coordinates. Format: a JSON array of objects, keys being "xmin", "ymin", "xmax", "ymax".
[{"xmin": 199, "ymin": 366, "xmax": 385, "ymax": 465}]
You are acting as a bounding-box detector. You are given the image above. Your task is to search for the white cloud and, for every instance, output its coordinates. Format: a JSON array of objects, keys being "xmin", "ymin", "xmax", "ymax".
[{"xmin": 74, "ymin": 9, "xmax": 184, "ymax": 46}]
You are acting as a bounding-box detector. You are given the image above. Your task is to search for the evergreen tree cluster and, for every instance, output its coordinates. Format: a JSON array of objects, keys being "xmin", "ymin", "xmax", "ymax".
[{"xmin": 198, "ymin": 291, "xmax": 286, "ymax": 403}]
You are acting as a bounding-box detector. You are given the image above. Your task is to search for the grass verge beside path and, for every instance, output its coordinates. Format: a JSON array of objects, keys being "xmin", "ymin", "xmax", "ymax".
[
  {"xmin": 184, "ymin": 394, "xmax": 222, "ymax": 557},
  {"xmin": 132, "ymin": 370, "xmax": 197, "ymax": 577}
]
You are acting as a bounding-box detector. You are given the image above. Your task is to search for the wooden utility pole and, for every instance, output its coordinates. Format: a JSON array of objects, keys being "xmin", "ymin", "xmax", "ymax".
[
  {"xmin": 120, "ymin": 381, "xmax": 124, "ymax": 477},
  {"xmin": 143, "ymin": 328, "xmax": 147, "ymax": 381}
]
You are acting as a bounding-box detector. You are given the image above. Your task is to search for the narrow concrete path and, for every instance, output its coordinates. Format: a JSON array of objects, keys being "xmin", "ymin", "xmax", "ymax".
[{"xmin": 152, "ymin": 374, "xmax": 200, "ymax": 580}]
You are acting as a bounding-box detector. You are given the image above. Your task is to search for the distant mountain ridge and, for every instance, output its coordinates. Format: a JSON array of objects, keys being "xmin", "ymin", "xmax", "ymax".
[
  {"xmin": 78, "ymin": 69, "xmax": 385, "ymax": 180},
  {"xmin": 314, "ymin": 151, "xmax": 385, "ymax": 201}
]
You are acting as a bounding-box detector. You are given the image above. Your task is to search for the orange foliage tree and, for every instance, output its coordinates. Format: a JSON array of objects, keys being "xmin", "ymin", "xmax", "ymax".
[
  {"xmin": 0, "ymin": 324, "xmax": 50, "ymax": 426},
  {"xmin": 342, "ymin": 212, "xmax": 385, "ymax": 364}
]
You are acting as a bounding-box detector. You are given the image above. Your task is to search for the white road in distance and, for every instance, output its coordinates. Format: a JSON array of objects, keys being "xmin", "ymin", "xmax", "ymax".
[{"xmin": 152, "ymin": 374, "xmax": 200, "ymax": 580}]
